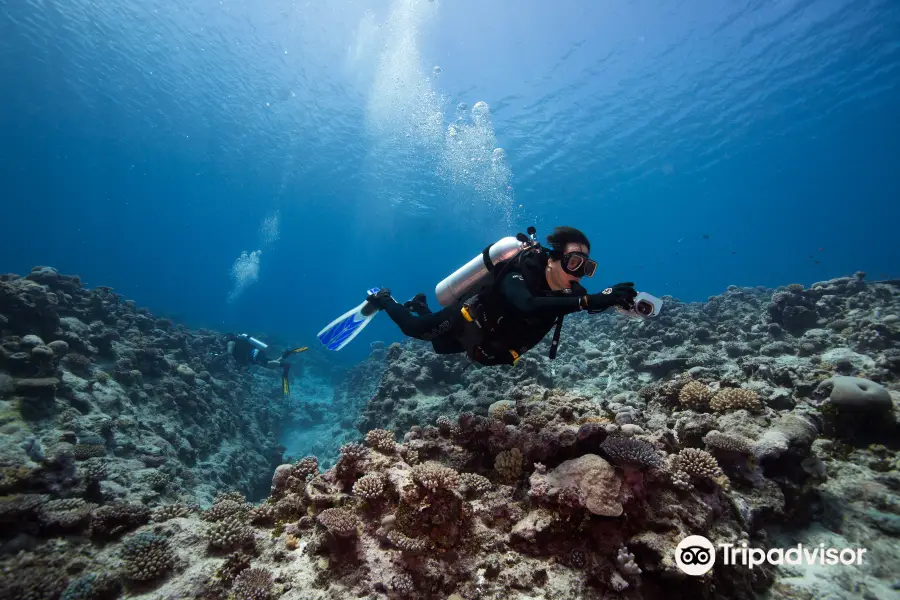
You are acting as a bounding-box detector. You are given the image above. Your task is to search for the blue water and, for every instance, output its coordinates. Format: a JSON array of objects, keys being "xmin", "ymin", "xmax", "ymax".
[{"xmin": 2, "ymin": 0, "xmax": 899, "ymax": 367}]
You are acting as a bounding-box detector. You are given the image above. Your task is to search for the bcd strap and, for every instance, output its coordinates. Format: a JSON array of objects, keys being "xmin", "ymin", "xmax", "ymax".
[
  {"xmin": 548, "ymin": 315, "xmax": 564, "ymax": 360},
  {"xmin": 482, "ymin": 245, "xmax": 494, "ymax": 272}
]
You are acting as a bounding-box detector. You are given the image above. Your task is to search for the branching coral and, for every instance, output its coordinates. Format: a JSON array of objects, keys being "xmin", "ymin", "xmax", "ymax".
[
  {"xmin": 203, "ymin": 498, "xmax": 251, "ymax": 522},
  {"xmin": 411, "ymin": 462, "xmax": 461, "ymax": 493},
  {"xmin": 494, "ymin": 447, "xmax": 524, "ymax": 482},
  {"xmin": 273, "ymin": 494, "xmax": 305, "ymax": 521},
  {"xmin": 709, "ymin": 387, "xmax": 762, "ymax": 412},
  {"xmin": 600, "ymin": 436, "xmax": 663, "ymax": 470},
  {"xmin": 249, "ymin": 503, "xmax": 276, "ymax": 526},
  {"xmin": 291, "ymin": 456, "xmax": 319, "ymax": 482},
  {"xmin": 89, "ymin": 503, "xmax": 150, "ymax": 540},
  {"xmin": 335, "ymin": 442, "xmax": 369, "ymax": 479},
  {"xmin": 232, "ymin": 567, "xmax": 274, "ymax": 600},
  {"xmin": 73, "ymin": 435, "xmax": 106, "ymax": 460},
  {"xmin": 365, "ymin": 429, "xmax": 397, "ymax": 454},
  {"xmin": 59, "ymin": 573, "xmax": 122, "ymax": 600},
  {"xmin": 151, "ymin": 502, "xmax": 193, "ymax": 523},
  {"xmin": 121, "ymin": 532, "xmax": 175, "ymax": 582},
  {"xmin": 352, "ymin": 473, "xmax": 386, "ymax": 500},
  {"xmin": 703, "ymin": 430, "xmax": 755, "ymax": 455},
  {"xmin": 316, "ymin": 507, "xmax": 360, "ymax": 538},
  {"xmin": 216, "ymin": 552, "xmax": 252, "ymax": 587},
  {"xmin": 678, "ymin": 381, "xmax": 713, "ymax": 410},
  {"xmin": 617, "ymin": 545, "xmax": 642, "ymax": 576},
  {"xmin": 386, "ymin": 529, "xmax": 432, "ymax": 553},
  {"xmin": 40, "ymin": 498, "xmax": 95, "ymax": 532},
  {"xmin": 459, "ymin": 472, "xmax": 492, "ymax": 497},
  {"xmin": 206, "ymin": 516, "xmax": 254, "ymax": 552},
  {"xmin": 669, "ymin": 448, "xmax": 729, "ymax": 489}
]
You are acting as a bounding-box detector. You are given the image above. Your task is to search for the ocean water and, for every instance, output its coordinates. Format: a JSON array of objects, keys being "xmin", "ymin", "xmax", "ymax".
[{"xmin": 2, "ymin": 0, "xmax": 898, "ymax": 360}]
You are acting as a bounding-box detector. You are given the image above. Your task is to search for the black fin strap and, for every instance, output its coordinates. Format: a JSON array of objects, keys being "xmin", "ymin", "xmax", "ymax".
[{"xmin": 549, "ymin": 316, "xmax": 564, "ymax": 360}]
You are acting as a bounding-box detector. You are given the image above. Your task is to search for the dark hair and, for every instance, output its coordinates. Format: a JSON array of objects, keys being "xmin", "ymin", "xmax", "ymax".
[{"xmin": 546, "ymin": 226, "xmax": 591, "ymax": 258}]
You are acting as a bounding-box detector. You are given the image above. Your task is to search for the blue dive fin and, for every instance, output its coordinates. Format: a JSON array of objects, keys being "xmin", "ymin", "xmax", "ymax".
[{"xmin": 317, "ymin": 288, "xmax": 384, "ymax": 351}]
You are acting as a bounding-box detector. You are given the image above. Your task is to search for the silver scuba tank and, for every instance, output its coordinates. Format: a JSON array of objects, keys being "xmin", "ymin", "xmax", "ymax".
[
  {"xmin": 435, "ymin": 234, "xmax": 534, "ymax": 307},
  {"xmin": 238, "ymin": 334, "xmax": 269, "ymax": 351}
]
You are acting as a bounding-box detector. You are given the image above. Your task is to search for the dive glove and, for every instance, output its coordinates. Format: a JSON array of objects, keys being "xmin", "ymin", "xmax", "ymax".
[
  {"xmin": 366, "ymin": 288, "xmax": 393, "ymax": 309},
  {"xmin": 582, "ymin": 282, "xmax": 638, "ymax": 313}
]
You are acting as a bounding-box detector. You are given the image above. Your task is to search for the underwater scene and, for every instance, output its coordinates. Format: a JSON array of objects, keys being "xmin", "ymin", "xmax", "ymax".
[{"xmin": 1, "ymin": 0, "xmax": 899, "ymax": 598}]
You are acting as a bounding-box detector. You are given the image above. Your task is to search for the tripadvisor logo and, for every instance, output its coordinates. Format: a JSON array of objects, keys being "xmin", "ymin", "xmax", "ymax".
[
  {"xmin": 676, "ymin": 535, "xmax": 716, "ymax": 576},
  {"xmin": 675, "ymin": 535, "xmax": 868, "ymax": 576}
]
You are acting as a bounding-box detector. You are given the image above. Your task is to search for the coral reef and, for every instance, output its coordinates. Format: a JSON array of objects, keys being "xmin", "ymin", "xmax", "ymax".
[{"xmin": 0, "ymin": 268, "xmax": 897, "ymax": 599}]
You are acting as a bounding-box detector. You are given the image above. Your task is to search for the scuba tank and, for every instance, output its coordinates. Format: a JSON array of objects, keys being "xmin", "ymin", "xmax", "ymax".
[
  {"xmin": 238, "ymin": 334, "xmax": 268, "ymax": 351},
  {"xmin": 434, "ymin": 227, "xmax": 537, "ymax": 306},
  {"xmin": 435, "ymin": 227, "xmax": 539, "ymax": 307}
]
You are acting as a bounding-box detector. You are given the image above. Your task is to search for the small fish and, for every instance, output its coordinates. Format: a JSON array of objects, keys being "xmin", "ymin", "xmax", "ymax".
[
  {"xmin": 819, "ymin": 247, "xmax": 824, "ymax": 251},
  {"xmin": 814, "ymin": 260, "xmax": 820, "ymax": 264},
  {"xmin": 731, "ymin": 251, "xmax": 736, "ymax": 255},
  {"xmin": 702, "ymin": 234, "xmax": 711, "ymax": 239}
]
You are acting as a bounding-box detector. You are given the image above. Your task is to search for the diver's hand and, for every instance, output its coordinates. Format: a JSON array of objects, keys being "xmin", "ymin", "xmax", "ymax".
[
  {"xmin": 583, "ymin": 282, "xmax": 637, "ymax": 313},
  {"xmin": 569, "ymin": 281, "xmax": 589, "ymax": 296}
]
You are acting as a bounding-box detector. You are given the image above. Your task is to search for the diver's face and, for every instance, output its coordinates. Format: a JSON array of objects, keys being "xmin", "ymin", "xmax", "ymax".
[{"xmin": 547, "ymin": 242, "xmax": 590, "ymax": 290}]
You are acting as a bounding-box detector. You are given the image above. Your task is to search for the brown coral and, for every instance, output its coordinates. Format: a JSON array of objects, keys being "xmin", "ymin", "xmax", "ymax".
[
  {"xmin": 249, "ymin": 503, "xmax": 276, "ymax": 526},
  {"xmin": 274, "ymin": 494, "xmax": 305, "ymax": 520},
  {"xmin": 291, "ymin": 456, "xmax": 319, "ymax": 482},
  {"xmin": 411, "ymin": 462, "xmax": 460, "ymax": 493},
  {"xmin": 216, "ymin": 552, "xmax": 251, "ymax": 586},
  {"xmin": 352, "ymin": 473, "xmax": 386, "ymax": 500},
  {"xmin": 335, "ymin": 442, "xmax": 369, "ymax": 479},
  {"xmin": 459, "ymin": 472, "xmax": 492, "ymax": 497},
  {"xmin": 488, "ymin": 400, "xmax": 517, "ymax": 422},
  {"xmin": 203, "ymin": 499, "xmax": 251, "ymax": 522},
  {"xmin": 151, "ymin": 502, "xmax": 193, "ymax": 522},
  {"xmin": 386, "ymin": 529, "xmax": 431, "ymax": 553},
  {"xmin": 669, "ymin": 448, "xmax": 729, "ymax": 489},
  {"xmin": 703, "ymin": 430, "xmax": 755, "ymax": 455},
  {"xmin": 232, "ymin": 567, "xmax": 274, "ymax": 600},
  {"xmin": 679, "ymin": 381, "xmax": 713, "ymax": 410},
  {"xmin": 121, "ymin": 532, "xmax": 175, "ymax": 582},
  {"xmin": 206, "ymin": 517, "xmax": 254, "ymax": 551},
  {"xmin": 709, "ymin": 387, "xmax": 762, "ymax": 412},
  {"xmin": 317, "ymin": 507, "xmax": 360, "ymax": 538},
  {"xmin": 495, "ymin": 447, "xmax": 524, "ymax": 482},
  {"xmin": 365, "ymin": 429, "xmax": 397, "ymax": 453},
  {"xmin": 89, "ymin": 503, "xmax": 151, "ymax": 540}
]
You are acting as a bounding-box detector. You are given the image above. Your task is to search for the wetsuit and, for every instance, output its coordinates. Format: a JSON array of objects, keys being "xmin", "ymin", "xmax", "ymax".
[
  {"xmin": 226, "ymin": 335, "xmax": 270, "ymax": 366},
  {"xmin": 380, "ymin": 251, "xmax": 584, "ymax": 366}
]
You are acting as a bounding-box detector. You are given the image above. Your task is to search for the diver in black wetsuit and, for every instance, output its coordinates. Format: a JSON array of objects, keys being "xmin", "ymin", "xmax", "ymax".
[
  {"xmin": 220, "ymin": 333, "xmax": 308, "ymax": 395},
  {"xmin": 365, "ymin": 226, "xmax": 639, "ymax": 366},
  {"xmin": 224, "ymin": 333, "xmax": 282, "ymax": 368}
]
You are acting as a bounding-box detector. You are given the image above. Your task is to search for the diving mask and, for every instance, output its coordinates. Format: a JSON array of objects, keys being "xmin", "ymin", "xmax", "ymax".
[
  {"xmin": 561, "ymin": 252, "xmax": 597, "ymax": 278},
  {"xmin": 615, "ymin": 292, "xmax": 663, "ymax": 318}
]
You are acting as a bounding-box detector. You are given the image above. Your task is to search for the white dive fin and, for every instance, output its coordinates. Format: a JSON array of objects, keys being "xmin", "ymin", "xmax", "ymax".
[{"xmin": 317, "ymin": 287, "xmax": 384, "ymax": 351}]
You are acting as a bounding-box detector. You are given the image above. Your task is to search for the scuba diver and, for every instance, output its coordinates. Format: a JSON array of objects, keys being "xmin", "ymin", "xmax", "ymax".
[
  {"xmin": 317, "ymin": 226, "xmax": 662, "ymax": 367},
  {"xmin": 218, "ymin": 333, "xmax": 308, "ymax": 395}
]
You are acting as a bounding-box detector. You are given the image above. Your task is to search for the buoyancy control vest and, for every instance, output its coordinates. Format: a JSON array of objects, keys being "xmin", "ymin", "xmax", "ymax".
[{"xmin": 455, "ymin": 245, "xmax": 568, "ymax": 366}]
